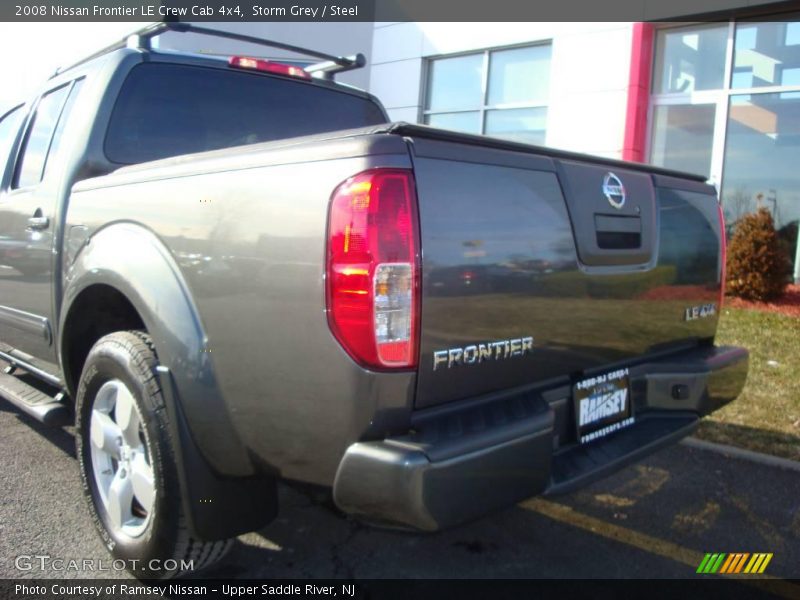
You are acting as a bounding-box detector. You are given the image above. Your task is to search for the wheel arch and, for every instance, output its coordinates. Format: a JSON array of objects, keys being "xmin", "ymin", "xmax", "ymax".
[
  {"xmin": 60, "ymin": 222, "xmax": 277, "ymax": 540},
  {"xmin": 60, "ymin": 283, "xmax": 145, "ymax": 397}
]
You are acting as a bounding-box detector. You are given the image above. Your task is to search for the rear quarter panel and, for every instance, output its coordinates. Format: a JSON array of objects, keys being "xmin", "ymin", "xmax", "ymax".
[{"xmin": 66, "ymin": 134, "xmax": 416, "ymax": 485}]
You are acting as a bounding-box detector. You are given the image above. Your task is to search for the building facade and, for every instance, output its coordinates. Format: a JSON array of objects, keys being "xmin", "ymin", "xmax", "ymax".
[
  {"xmin": 368, "ymin": 18, "xmax": 800, "ymax": 281},
  {"xmin": 160, "ymin": 12, "xmax": 800, "ymax": 281}
]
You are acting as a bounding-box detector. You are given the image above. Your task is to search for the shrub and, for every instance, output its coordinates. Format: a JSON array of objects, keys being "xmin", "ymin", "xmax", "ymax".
[{"xmin": 726, "ymin": 207, "xmax": 790, "ymax": 301}]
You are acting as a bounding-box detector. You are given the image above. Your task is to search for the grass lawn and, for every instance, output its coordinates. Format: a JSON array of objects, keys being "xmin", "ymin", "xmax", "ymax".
[{"xmin": 698, "ymin": 307, "xmax": 800, "ymax": 461}]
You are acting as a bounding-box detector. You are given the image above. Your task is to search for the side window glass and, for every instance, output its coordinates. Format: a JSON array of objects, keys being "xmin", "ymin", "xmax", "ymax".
[
  {"xmin": 44, "ymin": 79, "xmax": 84, "ymax": 178},
  {"xmin": 0, "ymin": 106, "xmax": 24, "ymax": 183},
  {"xmin": 13, "ymin": 85, "xmax": 70, "ymax": 189}
]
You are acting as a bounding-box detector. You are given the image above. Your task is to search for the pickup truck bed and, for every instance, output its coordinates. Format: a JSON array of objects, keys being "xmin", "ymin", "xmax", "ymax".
[{"xmin": 66, "ymin": 122, "xmax": 747, "ymax": 530}]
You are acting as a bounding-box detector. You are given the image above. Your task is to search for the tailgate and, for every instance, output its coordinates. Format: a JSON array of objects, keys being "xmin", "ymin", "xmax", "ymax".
[{"xmin": 407, "ymin": 130, "xmax": 723, "ymax": 408}]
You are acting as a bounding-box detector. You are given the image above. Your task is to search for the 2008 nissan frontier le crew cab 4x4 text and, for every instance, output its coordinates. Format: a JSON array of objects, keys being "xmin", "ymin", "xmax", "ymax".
[{"xmin": 0, "ymin": 23, "xmax": 748, "ymax": 578}]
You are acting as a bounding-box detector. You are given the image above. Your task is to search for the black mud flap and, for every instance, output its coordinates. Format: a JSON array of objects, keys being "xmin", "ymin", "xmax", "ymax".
[{"xmin": 156, "ymin": 366, "xmax": 277, "ymax": 541}]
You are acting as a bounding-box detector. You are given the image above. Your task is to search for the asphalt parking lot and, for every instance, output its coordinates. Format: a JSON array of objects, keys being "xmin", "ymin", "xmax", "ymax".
[{"xmin": 1, "ymin": 390, "xmax": 798, "ymax": 589}]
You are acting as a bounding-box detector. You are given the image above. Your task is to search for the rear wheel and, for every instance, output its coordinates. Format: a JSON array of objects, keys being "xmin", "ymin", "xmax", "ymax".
[{"xmin": 75, "ymin": 331, "xmax": 232, "ymax": 579}]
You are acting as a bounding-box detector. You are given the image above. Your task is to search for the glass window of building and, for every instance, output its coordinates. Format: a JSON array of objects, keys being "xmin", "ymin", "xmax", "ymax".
[
  {"xmin": 653, "ymin": 24, "xmax": 728, "ymax": 94},
  {"xmin": 424, "ymin": 44, "xmax": 551, "ymax": 144},
  {"xmin": 650, "ymin": 17, "xmax": 800, "ymax": 280}
]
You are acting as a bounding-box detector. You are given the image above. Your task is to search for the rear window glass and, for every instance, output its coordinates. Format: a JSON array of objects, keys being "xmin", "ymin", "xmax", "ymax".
[{"xmin": 105, "ymin": 63, "xmax": 387, "ymax": 164}]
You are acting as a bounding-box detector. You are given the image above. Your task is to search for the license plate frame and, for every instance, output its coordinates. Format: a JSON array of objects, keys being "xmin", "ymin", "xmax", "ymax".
[{"xmin": 574, "ymin": 368, "xmax": 633, "ymax": 444}]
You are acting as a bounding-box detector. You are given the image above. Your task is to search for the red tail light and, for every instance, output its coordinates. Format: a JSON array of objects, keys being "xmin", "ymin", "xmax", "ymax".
[
  {"xmin": 326, "ymin": 169, "xmax": 420, "ymax": 369},
  {"xmin": 228, "ymin": 56, "xmax": 312, "ymax": 80},
  {"xmin": 718, "ymin": 201, "xmax": 727, "ymax": 309}
]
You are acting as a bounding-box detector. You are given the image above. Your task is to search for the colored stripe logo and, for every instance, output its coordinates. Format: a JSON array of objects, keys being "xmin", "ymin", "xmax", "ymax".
[{"xmin": 696, "ymin": 553, "xmax": 773, "ymax": 574}]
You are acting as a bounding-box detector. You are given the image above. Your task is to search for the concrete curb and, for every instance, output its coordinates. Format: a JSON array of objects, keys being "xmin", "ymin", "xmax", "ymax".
[{"xmin": 682, "ymin": 437, "xmax": 800, "ymax": 473}]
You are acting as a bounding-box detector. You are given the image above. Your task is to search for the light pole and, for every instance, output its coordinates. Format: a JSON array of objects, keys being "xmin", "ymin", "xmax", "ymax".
[{"xmin": 795, "ymin": 229, "xmax": 800, "ymax": 285}]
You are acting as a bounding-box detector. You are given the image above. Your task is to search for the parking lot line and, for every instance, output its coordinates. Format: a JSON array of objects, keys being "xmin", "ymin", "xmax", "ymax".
[
  {"xmin": 522, "ymin": 497, "xmax": 705, "ymax": 568},
  {"xmin": 521, "ymin": 498, "xmax": 800, "ymax": 599}
]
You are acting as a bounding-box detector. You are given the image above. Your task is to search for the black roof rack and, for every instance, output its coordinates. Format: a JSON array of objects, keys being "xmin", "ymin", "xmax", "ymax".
[{"xmin": 54, "ymin": 22, "xmax": 366, "ymax": 81}]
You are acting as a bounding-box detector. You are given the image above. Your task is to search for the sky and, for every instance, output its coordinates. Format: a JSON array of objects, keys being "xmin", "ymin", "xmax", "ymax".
[{"xmin": 0, "ymin": 22, "xmax": 152, "ymax": 110}]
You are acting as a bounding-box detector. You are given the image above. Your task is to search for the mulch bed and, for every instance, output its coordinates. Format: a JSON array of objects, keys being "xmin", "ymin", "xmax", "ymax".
[
  {"xmin": 638, "ymin": 285, "xmax": 716, "ymax": 301},
  {"xmin": 725, "ymin": 284, "xmax": 800, "ymax": 318}
]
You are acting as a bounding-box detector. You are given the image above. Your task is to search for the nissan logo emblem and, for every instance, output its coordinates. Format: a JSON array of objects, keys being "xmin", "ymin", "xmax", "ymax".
[{"xmin": 602, "ymin": 172, "xmax": 626, "ymax": 209}]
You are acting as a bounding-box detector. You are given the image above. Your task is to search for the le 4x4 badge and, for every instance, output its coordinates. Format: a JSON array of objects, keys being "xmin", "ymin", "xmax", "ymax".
[{"xmin": 684, "ymin": 303, "xmax": 717, "ymax": 321}]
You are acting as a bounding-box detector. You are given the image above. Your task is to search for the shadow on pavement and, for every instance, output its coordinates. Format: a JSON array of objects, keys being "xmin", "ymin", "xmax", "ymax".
[{"xmin": 696, "ymin": 419, "xmax": 800, "ymax": 463}]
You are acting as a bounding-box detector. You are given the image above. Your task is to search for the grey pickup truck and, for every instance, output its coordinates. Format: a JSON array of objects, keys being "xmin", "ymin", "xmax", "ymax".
[{"xmin": 0, "ymin": 23, "xmax": 747, "ymax": 577}]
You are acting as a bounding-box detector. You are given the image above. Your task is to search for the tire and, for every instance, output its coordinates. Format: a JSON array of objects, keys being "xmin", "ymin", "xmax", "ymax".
[{"xmin": 75, "ymin": 330, "xmax": 232, "ymax": 579}]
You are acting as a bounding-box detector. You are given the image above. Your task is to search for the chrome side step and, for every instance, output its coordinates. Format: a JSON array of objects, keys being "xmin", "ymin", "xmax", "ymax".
[{"xmin": 0, "ymin": 370, "xmax": 70, "ymax": 426}]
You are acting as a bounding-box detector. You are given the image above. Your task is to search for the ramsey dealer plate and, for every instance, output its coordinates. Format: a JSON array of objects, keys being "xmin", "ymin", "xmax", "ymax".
[{"xmin": 574, "ymin": 368, "xmax": 633, "ymax": 444}]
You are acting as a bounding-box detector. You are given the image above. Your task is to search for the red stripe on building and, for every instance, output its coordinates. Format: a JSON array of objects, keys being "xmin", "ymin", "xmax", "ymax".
[{"xmin": 622, "ymin": 22, "xmax": 654, "ymax": 162}]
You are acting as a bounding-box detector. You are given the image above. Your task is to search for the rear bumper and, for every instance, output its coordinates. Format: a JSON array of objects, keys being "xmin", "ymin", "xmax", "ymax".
[{"xmin": 333, "ymin": 344, "xmax": 748, "ymax": 531}]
